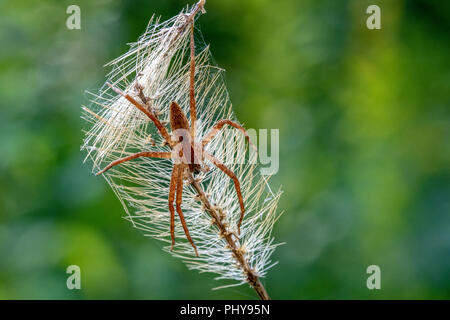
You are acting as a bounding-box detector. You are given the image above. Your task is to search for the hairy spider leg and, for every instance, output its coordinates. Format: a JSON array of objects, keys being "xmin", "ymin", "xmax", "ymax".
[
  {"xmin": 168, "ymin": 164, "xmax": 179, "ymax": 250},
  {"xmin": 189, "ymin": 22, "xmax": 197, "ymax": 141},
  {"xmin": 175, "ymin": 164, "xmax": 199, "ymax": 256},
  {"xmin": 107, "ymin": 83, "xmax": 174, "ymax": 146},
  {"xmin": 96, "ymin": 151, "xmax": 172, "ymax": 175},
  {"xmin": 204, "ymin": 151, "xmax": 246, "ymax": 235},
  {"xmin": 202, "ymin": 119, "xmax": 257, "ymax": 151}
]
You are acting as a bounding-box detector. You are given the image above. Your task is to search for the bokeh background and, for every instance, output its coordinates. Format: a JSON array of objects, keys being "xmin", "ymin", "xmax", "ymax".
[{"xmin": 0, "ymin": 0, "xmax": 449, "ymax": 299}]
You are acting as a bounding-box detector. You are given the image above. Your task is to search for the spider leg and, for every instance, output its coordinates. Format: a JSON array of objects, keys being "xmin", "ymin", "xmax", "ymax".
[
  {"xmin": 176, "ymin": 165, "xmax": 199, "ymax": 256},
  {"xmin": 204, "ymin": 151, "xmax": 246, "ymax": 235},
  {"xmin": 202, "ymin": 120, "xmax": 257, "ymax": 151},
  {"xmin": 107, "ymin": 83, "xmax": 173, "ymax": 146},
  {"xmin": 169, "ymin": 164, "xmax": 179, "ymax": 251},
  {"xmin": 189, "ymin": 22, "xmax": 197, "ymax": 141},
  {"xmin": 96, "ymin": 151, "xmax": 172, "ymax": 175}
]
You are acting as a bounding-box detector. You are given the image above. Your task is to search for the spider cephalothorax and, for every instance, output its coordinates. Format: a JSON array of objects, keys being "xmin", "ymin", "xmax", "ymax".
[{"xmin": 96, "ymin": 13, "xmax": 254, "ymax": 257}]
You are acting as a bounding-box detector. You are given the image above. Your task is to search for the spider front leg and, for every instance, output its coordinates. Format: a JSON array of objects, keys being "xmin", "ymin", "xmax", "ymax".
[
  {"xmin": 204, "ymin": 151, "xmax": 246, "ymax": 235},
  {"xmin": 96, "ymin": 151, "xmax": 172, "ymax": 175},
  {"xmin": 189, "ymin": 22, "xmax": 197, "ymax": 140},
  {"xmin": 202, "ymin": 119, "xmax": 257, "ymax": 151},
  {"xmin": 107, "ymin": 83, "xmax": 174, "ymax": 147}
]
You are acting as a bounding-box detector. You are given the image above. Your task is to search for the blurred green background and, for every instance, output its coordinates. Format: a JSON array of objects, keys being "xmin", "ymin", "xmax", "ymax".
[{"xmin": 0, "ymin": 0, "xmax": 449, "ymax": 299}]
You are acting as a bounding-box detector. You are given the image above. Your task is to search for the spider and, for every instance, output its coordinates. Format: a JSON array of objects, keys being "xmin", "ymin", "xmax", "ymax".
[{"xmin": 96, "ymin": 20, "xmax": 255, "ymax": 257}]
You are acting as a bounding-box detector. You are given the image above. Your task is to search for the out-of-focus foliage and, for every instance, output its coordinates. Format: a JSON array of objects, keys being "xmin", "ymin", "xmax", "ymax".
[{"xmin": 0, "ymin": 0, "xmax": 448, "ymax": 299}]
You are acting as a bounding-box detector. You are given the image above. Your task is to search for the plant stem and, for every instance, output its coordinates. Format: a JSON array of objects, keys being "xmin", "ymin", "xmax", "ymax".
[{"xmin": 190, "ymin": 177, "xmax": 271, "ymax": 300}]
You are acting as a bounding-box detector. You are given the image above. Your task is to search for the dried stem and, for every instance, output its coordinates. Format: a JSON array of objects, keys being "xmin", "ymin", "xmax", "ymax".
[{"xmin": 190, "ymin": 177, "xmax": 271, "ymax": 300}]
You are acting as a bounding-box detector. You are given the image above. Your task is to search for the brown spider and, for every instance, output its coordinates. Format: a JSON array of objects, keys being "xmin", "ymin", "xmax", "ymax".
[{"xmin": 96, "ymin": 21, "xmax": 254, "ymax": 257}]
